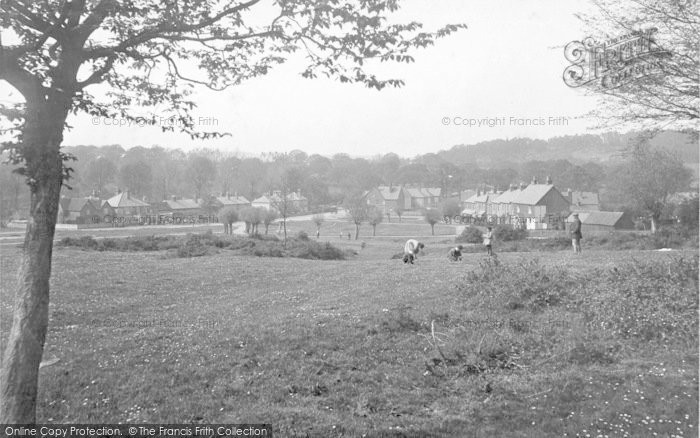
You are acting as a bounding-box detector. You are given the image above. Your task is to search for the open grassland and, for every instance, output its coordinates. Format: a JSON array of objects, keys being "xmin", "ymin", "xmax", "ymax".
[
  {"xmin": 0, "ymin": 240, "xmax": 697, "ymax": 437},
  {"xmin": 280, "ymin": 219, "xmax": 457, "ymax": 239}
]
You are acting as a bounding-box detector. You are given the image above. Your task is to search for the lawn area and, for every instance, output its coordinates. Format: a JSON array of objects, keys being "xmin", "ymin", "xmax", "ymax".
[
  {"xmin": 0, "ymin": 242, "xmax": 697, "ymax": 437},
  {"xmin": 280, "ymin": 219, "xmax": 456, "ymax": 239}
]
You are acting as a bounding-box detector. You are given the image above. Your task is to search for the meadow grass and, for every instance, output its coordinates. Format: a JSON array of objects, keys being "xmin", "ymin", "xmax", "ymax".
[{"xmin": 0, "ymin": 242, "xmax": 697, "ymax": 437}]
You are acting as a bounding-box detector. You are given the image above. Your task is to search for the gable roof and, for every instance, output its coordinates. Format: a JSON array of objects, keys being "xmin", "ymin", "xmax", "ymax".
[
  {"xmin": 60, "ymin": 197, "xmax": 100, "ymax": 212},
  {"xmin": 464, "ymin": 192, "xmax": 497, "ymax": 204},
  {"xmin": 161, "ymin": 198, "xmax": 200, "ymax": 210},
  {"xmin": 252, "ymin": 195, "xmax": 273, "ymax": 204},
  {"xmin": 512, "ymin": 184, "xmax": 557, "ymax": 205},
  {"xmin": 567, "ymin": 211, "xmax": 625, "ymax": 226},
  {"xmin": 405, "ymin": 187, "xmax": 441, "ymax": 198},
  {"xmin": 106, "ymin": 192, "xmax": 150, "ymax": 208},
  {"xmin": 493, "ymin": 188, "xmax": 523, "ymax": 204},
  {"xmin": 216, "ymin": 195, "xmax": 250, "ymax": 206},
  {"xmin": 368, "ymin": 186, "xmax": 403, "ymax": 201}
]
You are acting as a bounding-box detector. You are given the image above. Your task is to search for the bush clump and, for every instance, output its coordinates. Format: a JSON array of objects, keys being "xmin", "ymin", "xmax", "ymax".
[
  {"xmin": 459, "ymin": 256, "xmax": 699, "ymax": 345},
  {"xmin": 58, "ymin": 231, "xmax": 352, "ymax": 260},
  {"xmin": 493, "ymin": 224, "xmax": 526, "ymax": 241},
  {"xmin": 455, "ymin": 226, "xmax": 483, "ymax": 244}
]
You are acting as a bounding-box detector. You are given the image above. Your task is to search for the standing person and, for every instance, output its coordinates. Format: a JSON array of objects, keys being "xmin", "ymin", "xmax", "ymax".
[
  {"xmin": 570, "ymin": 213, "xmax": 582, "ymax": 253},
  {"xmin": 403, "ymin": 239, "xmax": 424, "ymax": 263},
  {"xmin": 448, "ymin": 244, "xmax": 463, "ymax": 261},
  {"xmin": 483, "ymin": 226, "xmax": 493, "ymax": 256}
]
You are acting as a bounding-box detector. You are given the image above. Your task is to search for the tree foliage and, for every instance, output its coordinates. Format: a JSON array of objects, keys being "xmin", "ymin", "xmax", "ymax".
[
  {"xmin": 607, "ymin": 144, "xmax": 692, "ymax": 231},
  {"xmin": 367, "ymin": 206, "xmax": 383, "ymax": 236},
  {"xmin": 219, "ymin": 206, "xmax": 238, "ymax": 235},
  {"xmin": 423, "ymin": 207, "xmax": 441, "ymax": 235},
  {"xmin": 573, "ymin": 0, "xmax": 699, "ymax": 132}
]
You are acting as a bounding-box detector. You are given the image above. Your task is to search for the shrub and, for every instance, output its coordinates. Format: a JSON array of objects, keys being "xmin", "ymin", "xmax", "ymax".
[
  {"xmin": 493, "ymin": 224, "xmax": 526, "ymax": 241},
  {"xmin": 57, "ymin": 231, "xmax": 352, "ymax": 260},
  {"xmin": 297, "ymin": 230, "xmax": 310, "ymax": 241},
  {"xmin": 59, "ymin": 236, "xmax": 100, "ymax": 250},
  {"xmin": 455, "ymin": 226, "xmax": 483, "ymax": 244}
]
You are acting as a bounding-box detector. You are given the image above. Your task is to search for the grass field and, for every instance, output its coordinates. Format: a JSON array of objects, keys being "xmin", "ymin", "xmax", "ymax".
[
  {"xmin": 278, "ymin": 219, "xmax": 457, "ymax": 239},
  {"xmin": 0, "ymin": 237, "xmax": 697, "ymax": 437}
]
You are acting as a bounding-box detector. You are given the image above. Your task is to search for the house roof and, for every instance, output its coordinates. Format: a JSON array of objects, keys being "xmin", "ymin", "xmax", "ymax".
[
  {"xmin": 254, "ymin": 192, "xmax": 307, "ymax": 204},
  {"xmin": 405, "ymin": 187, "xmax": 441, "ymax": 198},
  {"xmin": 570, "ymin": 191, "xmax": 599, "ymax": 206},
  {"xmin": 464, "ymin": 192, "xmax": 497, "ymax": 203},
  {"xmin": 512, "ymin": 184, "xmax": 556, "ymax": 206},
  {"xmin": 216, "ymin": 195, "xmax": 250, "ymax": 206},
  {"xmin": 566, "ymin": 211, "xmax": 625, "ymax": 226},
  {"xmin": 492, "ymin": 188, "xmax": 523, "ymax": 204},
  {"xmin": 106, "ymin": 192, "xmax": 150, "ymax": 208},
  {"xmin": 161, "ymin": 198, "xmax": 200, "ymax": 210},
  {"xmin": 60, "ymin": 197, "xmax": 99, "ymax": 212},
  {"xmin": 252, "ymin": 195, "xmax": 273, "ymax": 204}
]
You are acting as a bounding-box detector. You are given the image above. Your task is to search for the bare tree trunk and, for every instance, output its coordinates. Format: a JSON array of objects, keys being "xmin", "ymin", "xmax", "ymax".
[
  {"xmin": 372, "ymin": 225, "xmax": 377, "ymax": 236},
  {"xmin": 355, "ymin": 224, "xmax": 360, "ymax": 240},
  {"xmin": 283, "ymin": 216, "xmax": 287, "ymax": 247},
  {"xmin": 431, "ymin": 224, "xmax": 435, "ymax": 235},
  {"xmin": 1, "ymin": 98, "xmax": 68, "ymax": 423}
]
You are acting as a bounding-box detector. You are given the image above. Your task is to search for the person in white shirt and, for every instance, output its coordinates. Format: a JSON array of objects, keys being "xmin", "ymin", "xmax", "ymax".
[
  {"xmin": 403, "ymin": 239, "xmax": 424, "ymax": 264},
  {"xmin": 482, "ymin": 227, "xmax": 493, "ymax": 256}
]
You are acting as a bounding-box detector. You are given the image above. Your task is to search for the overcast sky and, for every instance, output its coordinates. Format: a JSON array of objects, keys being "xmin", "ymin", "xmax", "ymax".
[{"xmin": 2, "ymin": 0, "xmax": 603, "ymax": 158}]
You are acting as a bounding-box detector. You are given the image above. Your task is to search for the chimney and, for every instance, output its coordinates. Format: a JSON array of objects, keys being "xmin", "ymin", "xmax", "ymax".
[
  {"xmin": 546, "ymin": 175, "xmax": 552, "ymax": 184},
  {"xmin": 519, "ymin": 182, "xmax": 525, "ymax": 190},
  {"xmin": 531, "ymin": 176, "xmax": 538, "ymax": 184},
  {"xmin": 171, "ymin": 195, "xmax": 177, "ymax": 201}
]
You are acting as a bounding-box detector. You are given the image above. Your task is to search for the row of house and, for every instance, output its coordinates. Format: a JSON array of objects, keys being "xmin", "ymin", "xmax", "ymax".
[
  {"xmin": 364, "ymin": 185, "xmax": 442, "ymax": 214},
  {"xmin": 58, "ymin": 190, "xmax": 308, "ymax": 225},
  {"xmin": 461, "ymin": 178, "xmax": 631, "ymax": 230},
  {"xmin": 363, "ymin": 178, "xmax": 630, "ymax": 232}
]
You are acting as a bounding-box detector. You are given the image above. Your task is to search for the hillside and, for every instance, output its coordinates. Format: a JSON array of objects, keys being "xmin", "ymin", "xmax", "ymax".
[{"xmin": 437, "ymin": 131, "xmax": 698, "ymax": 168}]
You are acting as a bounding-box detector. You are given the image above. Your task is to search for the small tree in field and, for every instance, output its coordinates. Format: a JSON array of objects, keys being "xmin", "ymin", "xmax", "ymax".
[
  {"xmin": 219, "ymin": 207, "xmax": 238, "ymax": 235},
  {"xmin": 312, "ymin": 214, "xmax": 325, "ymax": 238},
  {"xmin": 368, "ymin": 207, "xmax": 384, "ymax": 236},
  {"xmin": 345, "ymin": 196, "xmax": 369, "ymax": 240},
  {"xmin": 240, "ymin": 207, "xmax": 263, "ymax": 236},
  {"xmin": 263, "ymin": 209, "xmax": 279, "ymax": 235},
  {"xmin": 394, "ymin": 206, "xmax": 404, "ymax": 223},
  {"xmin": 424, "ymin": 208, "xmax": 442, "ymax": 235}
]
